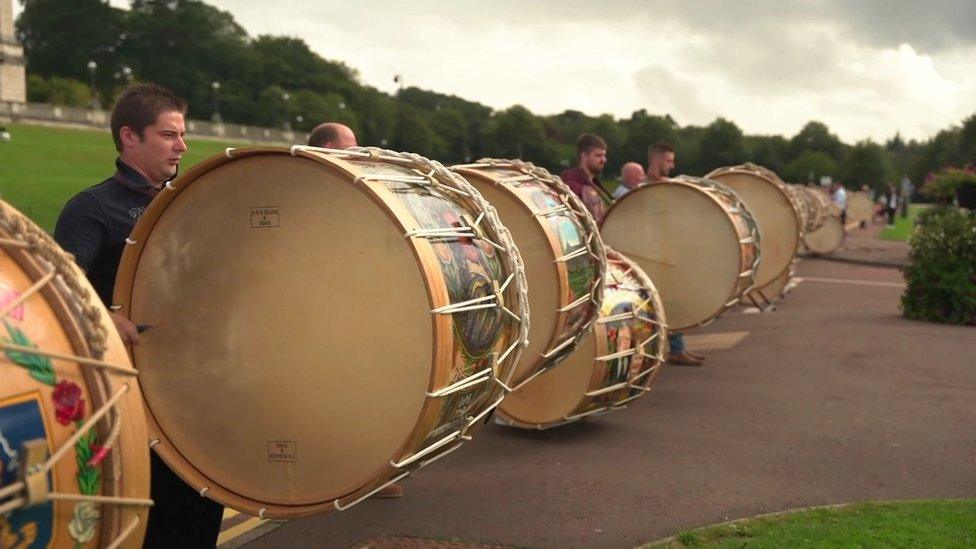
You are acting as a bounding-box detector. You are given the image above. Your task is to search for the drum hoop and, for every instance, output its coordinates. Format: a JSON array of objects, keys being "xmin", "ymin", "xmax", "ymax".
[
  {"xmin": 602, "ymin": 178, "xmax": 762, "ymax": 330},
  {"xmin": 113, "ymin": 146, "xmax": 529, "ymax": 517}
]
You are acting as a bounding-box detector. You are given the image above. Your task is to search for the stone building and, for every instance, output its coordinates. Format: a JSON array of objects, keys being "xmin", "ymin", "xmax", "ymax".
[{"xmin": 0, "ymin": 0, "xmax": 26, "ymax": 103}]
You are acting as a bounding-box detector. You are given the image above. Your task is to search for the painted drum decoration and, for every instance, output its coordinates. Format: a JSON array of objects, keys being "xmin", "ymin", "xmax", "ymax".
[
  {"xmin": 600, "ymin": 176, "xmax": 761, "ymax": 330},
  {"xmin": 706, "ymin": 163, "xmax": 803, "ymax": 290},
  {"xmin": 113, "ymin": 146, "xmax": 529, "ymax": 519},
  {"xmin": 497, "ymin": 247, "xmax": 667, "ymax": 429},
  {"xmin": 0, "ymin": 200, "xmax": 151, "ymax": 548},
  {"xmin": 451, "ymin": 159, "xmax": 605, "ymax": 391}
]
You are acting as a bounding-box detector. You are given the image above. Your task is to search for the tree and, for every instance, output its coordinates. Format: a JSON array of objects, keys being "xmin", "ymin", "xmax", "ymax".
[
  {"xmin": 747, "ymin": 135, "xmax": 790, "ymax": 175},
  {"xmin": 783, "ymin": 151, "xmax": 838, "ymax": 183},
  {"xmin": 839, "ymin": 140, "xmax": 895, "ymax": 192},
  {"xmin": 789, "ymin": 121, "xmax": 844, "ymax": 163},
  {"xmin": 698, "ymin": 118, "xmax": 747, "ymax": 172},
  {"xmin": 26, "ymin": 74, "xmax": 91, "ymax": 107},
  {"xmin": 16, "ymin": 0, "xmax": 126, "ymax": 104},
  {"xmin": 620, "ymin": 110, "xmax": 676, "ymax": 169},
  {"xmin": 482, "ymin": 106, "xmax": 555, "ymax": 166}
]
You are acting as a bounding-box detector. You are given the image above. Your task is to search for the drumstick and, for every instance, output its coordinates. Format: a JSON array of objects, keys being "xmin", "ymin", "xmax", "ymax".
[{"xmin": 614, "ymin": 250, "xmax": 677, "ymax": 268}]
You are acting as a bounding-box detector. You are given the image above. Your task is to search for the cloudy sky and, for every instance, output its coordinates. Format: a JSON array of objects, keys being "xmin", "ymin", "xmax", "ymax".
[{"xmin": 17, "ymin": 1, "xmax": 976, "ymax": 142}]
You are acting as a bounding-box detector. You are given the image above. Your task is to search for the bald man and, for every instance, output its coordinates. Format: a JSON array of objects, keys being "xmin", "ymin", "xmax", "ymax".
[
  {"xmin": 307, "ymin": 122, "xmax": 357, "ymax": 149},
  {"xmin": 612, "ymin": 162, "xmax": 646, "ymax": 200}
]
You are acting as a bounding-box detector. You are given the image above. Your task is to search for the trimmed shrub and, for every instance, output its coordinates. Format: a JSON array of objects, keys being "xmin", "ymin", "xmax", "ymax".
[{"xmin": 902, "ymin": 207, "xmax": 976, "ymax": 325}]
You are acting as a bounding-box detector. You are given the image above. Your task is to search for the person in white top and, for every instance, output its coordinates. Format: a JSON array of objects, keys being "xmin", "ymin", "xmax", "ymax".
[
  {"xmin": 831, "ymin": 181, "xmax": 848, "ymax": 225},
  {"xmin": 612, "ymin": 162, "xmax": 646, "ymax": 200}
]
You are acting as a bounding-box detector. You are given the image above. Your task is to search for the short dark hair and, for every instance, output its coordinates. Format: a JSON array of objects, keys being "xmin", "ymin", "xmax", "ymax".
[
  {"xmin": 577, "ymin": 133, "xmax": 607, "ymax": 156},
  {"xmin": 308, "ymin": 123, "xmax": 341, "ymax": 147},
  {"xmin": 110, "ymin": 83, "xmax": 187, "ymax": 152},
  {"xmin": 648, "ymin": 141, "xmax": 675, "ymax": 156}
]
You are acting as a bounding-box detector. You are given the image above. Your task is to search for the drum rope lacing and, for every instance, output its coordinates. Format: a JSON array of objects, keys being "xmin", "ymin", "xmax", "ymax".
[
  {"xmin": 455, "ymin": 158, "xmax": 608, "ymax": 389},
  {"xmin": 0, "ymin": 204, "xmax": 150, "ymax": 546},
  {"xmin": 281, "ymin": 145, "xmax": 530, "ymax": 512}
]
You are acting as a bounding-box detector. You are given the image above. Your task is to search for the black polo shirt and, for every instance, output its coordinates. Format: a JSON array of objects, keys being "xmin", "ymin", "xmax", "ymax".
[{"xmin": 54, "ymin": 158, "xmax": 160, "ymax": 305}]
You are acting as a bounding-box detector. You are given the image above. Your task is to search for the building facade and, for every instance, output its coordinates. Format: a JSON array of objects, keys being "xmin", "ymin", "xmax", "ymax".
[{"xmin": 0, "ymin": 0, "xmax": 26, "ymax": 103}]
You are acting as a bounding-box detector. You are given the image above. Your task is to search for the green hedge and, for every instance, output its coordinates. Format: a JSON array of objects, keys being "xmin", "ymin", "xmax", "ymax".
[{"xmin": 902, "ymin": 207, "xmax": 976, "ymax": 325}]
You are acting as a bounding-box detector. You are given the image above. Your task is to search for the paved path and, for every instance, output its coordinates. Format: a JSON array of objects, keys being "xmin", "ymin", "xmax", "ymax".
[
  {"xmin": 813, "ymin": 221, "xmax": 910, "ymax": 267},
  {"xmin": 237, "ymin": 258, "xmax": 974, "ymax": 548}
]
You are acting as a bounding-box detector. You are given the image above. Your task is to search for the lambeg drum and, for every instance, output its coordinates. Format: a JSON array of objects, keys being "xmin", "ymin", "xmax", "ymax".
[
  {"xmin": 600, "ymin": 176, "xmax": 761, "ymax": 330},
  {"xmin": 497, "ymin": 248, "xmax": 667, "ymax": 429},
  {"xmin": 113, "ymin": 146, "xmax": 530, "ymax": 518},
  {"xmin": 706, "ymin": 164, "xmax": 803, "ymax": 292},
  {"xmin": 846, "ymin": 191, "xmax": 874, "ymax": 227},
  {"xmin": 799, "ymin": 187, "xmax": 845, "ymax": 254},
  {"xmin": 746, "ymin": 259, "xmax": 797, "ymax": 308},
  {"xmin": 451, "ymin": 159, "xmax": 606, "ymax": 391},
  {"xmin": 0, "ymin": 200, "xmax": 151, "ymax": 548}
]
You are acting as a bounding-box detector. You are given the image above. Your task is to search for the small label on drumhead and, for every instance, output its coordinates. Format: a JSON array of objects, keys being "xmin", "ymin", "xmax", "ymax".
[
  {"xmin": 267, "ymin": 441, "xmax": 297, "ymax": 462},
  {"xmin": 250, "ymin": 206, "xmax": 279, "ymax": 228}
]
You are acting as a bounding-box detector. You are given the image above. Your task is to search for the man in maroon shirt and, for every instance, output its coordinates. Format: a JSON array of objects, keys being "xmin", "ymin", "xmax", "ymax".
[{"xmin": 561, "ymin": 133, "xmax": 613, "ymax": 221}]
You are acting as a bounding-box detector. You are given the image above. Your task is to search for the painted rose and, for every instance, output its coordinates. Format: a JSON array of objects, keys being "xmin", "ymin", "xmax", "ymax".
[
  {"xmin": 68, "ymin": 501, "xmax": 100, "ymax": 543},
  {"xmin": 52, "ymin": 380, "xmax": 85, "ymax": 425}
]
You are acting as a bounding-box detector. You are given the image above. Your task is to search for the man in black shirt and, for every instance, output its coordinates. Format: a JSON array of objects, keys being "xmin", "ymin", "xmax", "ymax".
[{"xmin": 53, "ymin": 83, "xmax": 224, "ymax": 547}]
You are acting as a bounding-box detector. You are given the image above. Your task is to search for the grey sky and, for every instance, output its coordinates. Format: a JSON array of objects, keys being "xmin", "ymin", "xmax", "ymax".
[{"xmin": 17, "ymin": 1, "xmax": 976, "ymax": 142}]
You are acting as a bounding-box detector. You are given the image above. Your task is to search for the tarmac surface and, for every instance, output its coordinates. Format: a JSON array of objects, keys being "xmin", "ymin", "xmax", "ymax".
[
  {"xmin": 817, "ymin": 221, "xmax": 911, "ymax": 267},
  {"xmin": 238, "ymin": 255, "xmax": 975, "ymax": 548}
]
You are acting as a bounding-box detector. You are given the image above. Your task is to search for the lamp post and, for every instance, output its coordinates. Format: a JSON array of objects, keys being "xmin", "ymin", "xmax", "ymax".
[
  {"xmin": 281, "ymin": 92, "xmax": 291, "ymax": 131},
  {"xmin": 211, "ymin": 81, "xmax": 222, "ymax": 124},
  {"xmin": 86, "ymin": 60, "xmax": 100, "ymax": 110}
]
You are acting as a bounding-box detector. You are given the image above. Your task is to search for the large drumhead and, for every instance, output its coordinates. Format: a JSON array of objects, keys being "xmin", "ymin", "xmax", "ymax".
[
  {"xmin": 803, "ymin": 216, "xmax": 845, "ymax": 254},
  {"xmin": 497, "ymin": 337, "xmax": 597, "ymax": 425},
  {"xmin": 847, "ymin": 191, "xmax": 873, "ymax": 226},
  {"xmin": 707, "ymin": 166, "xmax": 801, "ymax": 287},
  {"xmin": 601, "ymin": 183, "xmax": 742, "ymax": 330},
  {"xmin": 120, "ymin": 154, "xmax": 433, "ymax": 510}
]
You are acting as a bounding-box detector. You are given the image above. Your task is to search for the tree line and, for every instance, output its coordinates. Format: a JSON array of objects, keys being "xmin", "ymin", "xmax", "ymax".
[{"xmin": 16, "ymin": 0, "xmax": 976, "ymax": 192}]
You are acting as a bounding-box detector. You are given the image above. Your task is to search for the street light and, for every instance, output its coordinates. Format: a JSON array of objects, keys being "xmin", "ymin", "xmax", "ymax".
[
  {"xmin": 86, "ymin": 60, "xmax": 100, "ymax": 110},
  {"xmin": 211, "ymin": 81, "xmax": 222, "ymax": 124}
]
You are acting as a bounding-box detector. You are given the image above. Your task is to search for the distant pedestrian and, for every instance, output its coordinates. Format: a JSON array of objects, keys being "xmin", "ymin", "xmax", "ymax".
[
  {"xmin": 830, "ymin": 181, "xmax": 848, "ymax": 225},
  {"xmin": 899, "ymin": 175, "xmax": 913, "ymax": 218},
  {"xmin": 884, "ymin": 184, "xmax": 898, "ymax": 227}
]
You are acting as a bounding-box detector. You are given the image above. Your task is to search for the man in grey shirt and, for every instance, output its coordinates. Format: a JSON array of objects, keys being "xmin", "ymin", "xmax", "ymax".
[{"xmin": 612, "ymin": 162, "xmax": 646, "ymax": 200}]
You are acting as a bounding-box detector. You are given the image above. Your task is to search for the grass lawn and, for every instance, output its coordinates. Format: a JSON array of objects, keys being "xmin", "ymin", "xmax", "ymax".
[
  {"xmin": 0, "ymin": 123, "xmax": 252, "ymax": 232},
  {"xmin": 647, "ymin": 500, "xmax": 976, "ymax": 548},
  {"xmin": 878, "ymin": 203, "xmax": 927, "ymax": 242}
]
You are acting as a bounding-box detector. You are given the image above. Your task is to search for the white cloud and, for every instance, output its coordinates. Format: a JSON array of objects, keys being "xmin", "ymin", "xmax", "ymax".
[{"xmin": 12, "ymin": 0, "xmax": 976, "ymax": 142}]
